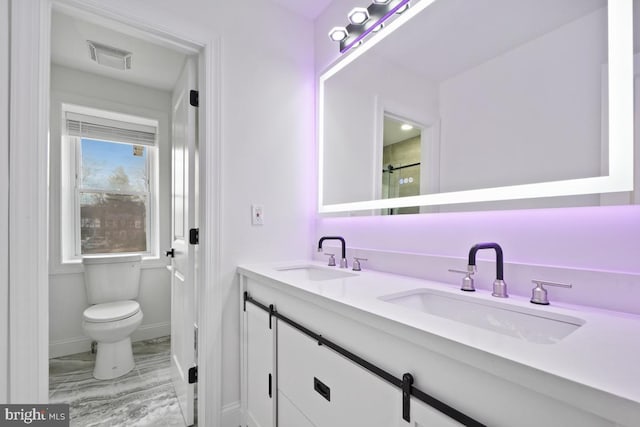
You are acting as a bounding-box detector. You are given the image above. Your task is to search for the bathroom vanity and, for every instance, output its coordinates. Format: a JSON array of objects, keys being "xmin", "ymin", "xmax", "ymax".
[{"xmin": 238, "ymin": 262, "xmax": 640, "ymax": 427}]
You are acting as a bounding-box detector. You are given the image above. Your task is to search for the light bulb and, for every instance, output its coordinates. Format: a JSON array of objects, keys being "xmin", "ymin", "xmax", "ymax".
[
  {"xmin": 348, "ymin": 7, "xmax": 370, "ymax": 25},
  {"xmin": 328, "ymin": 27, "xmax": 349, "ymax": 42}
]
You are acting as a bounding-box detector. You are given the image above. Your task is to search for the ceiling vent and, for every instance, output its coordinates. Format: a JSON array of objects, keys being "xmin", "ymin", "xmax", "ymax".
[{"xmin": 87, "ymin": 40, "xmax": 132, "ymax": 70}]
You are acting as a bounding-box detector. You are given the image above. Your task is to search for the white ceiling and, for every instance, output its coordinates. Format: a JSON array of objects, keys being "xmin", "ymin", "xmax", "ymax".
[
  {"xmin": 51, "ymin": 11, "xmax": 187, "ymax": 92},
  {"xmin": 50, "ymin": 0, "xmax": 332, "ymax": 91},
  {"xmin": 268, "ymin": 0, "xmax": 333, "ymax": 20}
]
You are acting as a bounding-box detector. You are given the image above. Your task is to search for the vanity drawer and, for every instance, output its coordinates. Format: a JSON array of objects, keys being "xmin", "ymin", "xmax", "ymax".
[
  {"xmin": 277, "ymin": 321, "xmax": 401, "ymax": 427},
  {"xmin": 278, "ymin": 390, "xmax": 316, "ymax": 427}
]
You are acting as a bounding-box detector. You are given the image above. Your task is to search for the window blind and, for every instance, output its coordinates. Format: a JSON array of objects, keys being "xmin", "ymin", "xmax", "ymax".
[{"xmin": 65, "ymin": 111, "xmax": 157, "ymax": 146}]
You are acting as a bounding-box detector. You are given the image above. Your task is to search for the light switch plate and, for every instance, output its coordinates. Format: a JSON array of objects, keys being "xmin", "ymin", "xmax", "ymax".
[{"xmin": 251, "ymin": 204, "xmax": 264, "ymax": 225}]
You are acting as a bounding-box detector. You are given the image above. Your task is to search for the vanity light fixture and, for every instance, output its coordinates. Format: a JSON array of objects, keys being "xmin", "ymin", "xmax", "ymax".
[
  {"xmin": 329, "ymin": 0, "xmax": 410, "ymax": 54},
  {"xmin": 328, "ymin": 27, "xmax": 349, "ymax": 42},
  {"xmin": 348, "ymin": 7, "xmax": 370, "ymax": 25},
  {"xmin": 396, "ymin": 1, "xmax": 411, "ymax": 14}
]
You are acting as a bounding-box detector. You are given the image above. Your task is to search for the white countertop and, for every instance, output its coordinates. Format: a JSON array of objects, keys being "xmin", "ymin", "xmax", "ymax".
[{"xmin": 238, "ymin": 260, "xmax": 640, "ymax": 423}]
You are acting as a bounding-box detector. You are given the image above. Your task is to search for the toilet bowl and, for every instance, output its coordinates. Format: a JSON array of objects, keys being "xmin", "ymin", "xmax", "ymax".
[
  {"xmin": 82, "ymin": 300, "xmax": 143, "ymax": 379},
  {"xmin": 82, "ymin": 255, "xmax": 143, "ymax": 380}
]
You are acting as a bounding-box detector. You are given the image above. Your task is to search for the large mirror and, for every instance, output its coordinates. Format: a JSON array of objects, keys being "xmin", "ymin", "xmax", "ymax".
[{"xmin": 319, "ymin": 0, "xmax": 634, "ymax": 214}]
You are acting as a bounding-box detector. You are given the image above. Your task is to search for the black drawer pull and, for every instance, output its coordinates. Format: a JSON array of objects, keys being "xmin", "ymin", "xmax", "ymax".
[{"xmin": 314, "ymin": 377, "xmax": 331, "ymax": 401}]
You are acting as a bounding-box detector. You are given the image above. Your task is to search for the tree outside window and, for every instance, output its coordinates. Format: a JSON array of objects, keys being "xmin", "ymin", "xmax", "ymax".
[{"xmin": 78, "ymin": 138, "xmax": 150, "ymax": 254}]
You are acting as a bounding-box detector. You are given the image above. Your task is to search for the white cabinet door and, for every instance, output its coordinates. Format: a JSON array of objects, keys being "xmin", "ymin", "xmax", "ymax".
[
  {"xmin": 278, "ymin": 391, "xmax": 316, "ymax": 427},
  {"xmin": 245, "ymin": 303, "xmax": 276, "ymax": 427},
  {"xmin": 278, "ymin": 321, "xmax": 401, "ymax": 427},
  {"xmin": 399, "ymin": 397, "xmax": 465, "ymax": 427}
]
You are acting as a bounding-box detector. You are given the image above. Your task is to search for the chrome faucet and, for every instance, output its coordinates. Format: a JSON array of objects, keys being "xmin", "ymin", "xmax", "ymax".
[
  {"xmin": 468, "ymin": 242, "xmax": 508, "ymax": 298},
  {"xmin": 530, "ymin": 279, "xmax": 572, "ymax": 305},
  {"xmin": 448, "ymin": 266, "xmax": 476, "ymax": 292},
  {"xmin": 318, "ymin": 236, "xmax": 347, "ymax": 268}
]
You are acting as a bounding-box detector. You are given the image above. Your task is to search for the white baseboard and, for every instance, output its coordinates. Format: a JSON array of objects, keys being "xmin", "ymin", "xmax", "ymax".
[
  {"xmin": 49, "ymin": 336, "xmax": 91, "ymax": 359},
  {"xmin": 221, "ymin": 401, "xmax": 241, "ymax": 427},
  {"xmin": 49, "ymin": 321, "xmax": 170, "ymax": 358},
  {"xmin": 131, "ymin": 321, "xmax": 170, "ymax": 342}
]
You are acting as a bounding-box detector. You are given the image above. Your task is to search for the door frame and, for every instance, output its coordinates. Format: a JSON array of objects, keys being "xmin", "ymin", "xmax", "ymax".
[{"xmin": 8, "ymin": 0, "xmax": 223, "ymax": 425}]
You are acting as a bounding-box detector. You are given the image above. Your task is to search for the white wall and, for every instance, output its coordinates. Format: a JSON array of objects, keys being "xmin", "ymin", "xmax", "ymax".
[
  {"xmin": 49, "ymin": 64, "xmax": 172, "ymax": 357},
  {"xmin": 1, "ymin": 0, "xmax": 314, "ymax": 416},
  {"xmin": 213, "ymin": 5, "xmax": 315, "ymax": 411},
  {"xmin": 314, "ymin": 1, "xmax": 640, "ymax": 313},
  {"xmin": 438, "ymin": 8, "xmax": 606, "ymax": 192},
  {"xmin": 58, "ymin": 0, "xmax": 316, "ymax": 418},
  {"xmin": 0, "ymin": 0, "xmax": 9, "ymax": 404}
]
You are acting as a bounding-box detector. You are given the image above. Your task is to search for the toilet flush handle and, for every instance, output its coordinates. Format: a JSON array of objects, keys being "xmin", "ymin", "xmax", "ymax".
[{"xmin": 165, "ymin": 248, "xmax": 175, "ymax": 258}]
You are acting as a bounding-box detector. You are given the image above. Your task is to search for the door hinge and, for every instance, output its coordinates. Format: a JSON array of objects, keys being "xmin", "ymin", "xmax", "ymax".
[
  {"xmin": 189, "ymin": 228, "xmax": 199, "ymax": 245},
  {"xmin": 188, "ymin": 366, "xmax": 198, "ymax": 384},
  {"xmin": 190, "ymin": 90, "xmax": 199, "ymax": 107},
  {"xmin": 194, "ymin": 324, "xmax": 198, "ymax": 355}
]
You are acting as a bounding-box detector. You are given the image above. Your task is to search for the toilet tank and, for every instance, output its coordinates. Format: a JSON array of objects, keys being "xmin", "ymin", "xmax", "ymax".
[{"xmin": 82, "ymin": 255, "xmax": 142, "ymax": 304}]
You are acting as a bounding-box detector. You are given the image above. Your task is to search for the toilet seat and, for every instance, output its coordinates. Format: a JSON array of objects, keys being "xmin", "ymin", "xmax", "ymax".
[{"xmin": 83, "ymin": 300, "xmax": 140, "ymax": 323}]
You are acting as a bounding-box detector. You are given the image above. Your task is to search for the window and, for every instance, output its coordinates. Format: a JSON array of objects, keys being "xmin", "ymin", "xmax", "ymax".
[{"xmin": 61, "ymin": 105, "xmax": 159, "ymax": 260}]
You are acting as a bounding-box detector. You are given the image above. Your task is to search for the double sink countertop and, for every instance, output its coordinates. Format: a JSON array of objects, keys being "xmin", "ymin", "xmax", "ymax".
[{"xmin": 238, "ymin": 260, "xmax": 640, "ymax": 425}]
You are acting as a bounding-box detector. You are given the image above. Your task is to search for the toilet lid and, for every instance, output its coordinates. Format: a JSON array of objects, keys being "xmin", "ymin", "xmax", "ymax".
[{"xmin": 83, "ymin": 300, "xmax": 140, "ymax": 323}]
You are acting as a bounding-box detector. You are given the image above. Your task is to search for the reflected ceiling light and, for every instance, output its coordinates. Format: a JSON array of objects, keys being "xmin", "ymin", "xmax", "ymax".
[
  {"xmin": 328, "ymin": 0, "xmax": 411, "ymax": 54},
  {"xmin": 348, "ymin": 7, "xmax": 370, "ymax": 25},
  {"xmin": 328, "ymin": 27, "xmax": 349, "ymax": 42},
  {"xmin": 401, "ymin": 124, "xmax": 413, "ymax": 131}
]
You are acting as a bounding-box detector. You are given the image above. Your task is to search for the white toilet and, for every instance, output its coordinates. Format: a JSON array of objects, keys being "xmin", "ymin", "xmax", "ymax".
[{"xmin": 82, "ymin": 254, "xmax": 144, "ymax": 380}]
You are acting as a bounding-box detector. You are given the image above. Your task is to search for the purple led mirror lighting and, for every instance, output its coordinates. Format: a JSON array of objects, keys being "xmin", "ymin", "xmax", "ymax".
[{"xmin": 340, "ymin": 0, "xmax": 410, "ymax": 53}]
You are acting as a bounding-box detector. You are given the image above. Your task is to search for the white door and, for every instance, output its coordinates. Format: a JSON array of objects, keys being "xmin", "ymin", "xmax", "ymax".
[{"xmin": 169, "ymin": 56, "xmax": 197, "ymax": 426}]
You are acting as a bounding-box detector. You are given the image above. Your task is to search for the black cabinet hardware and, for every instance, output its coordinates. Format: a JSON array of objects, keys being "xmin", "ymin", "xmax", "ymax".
[
  {"xmin": 314, "ymin": 377, "xmax": 331, "ymax": 402},
  {"xmin": 244, "ymin": 292, "xmax": 485, "ymax": 427},
  {"xmin": 402, "ymin": 373, "xmax": 414, "ymax": 422}
]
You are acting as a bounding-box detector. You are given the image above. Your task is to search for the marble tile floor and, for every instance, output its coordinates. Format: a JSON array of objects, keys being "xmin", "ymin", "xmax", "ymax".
[{"xmin": 50, "ymin": 337, "xmax": 195, "ymax": 427}]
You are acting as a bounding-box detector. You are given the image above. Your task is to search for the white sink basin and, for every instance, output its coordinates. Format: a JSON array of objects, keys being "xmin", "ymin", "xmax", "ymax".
[
  {"xmin": 380, "ymin": 289, "xmax": 584, "ymax": 344},
  {"xmin": 275, "ymin": 265, "xmax": 357, "ymax": 281}
]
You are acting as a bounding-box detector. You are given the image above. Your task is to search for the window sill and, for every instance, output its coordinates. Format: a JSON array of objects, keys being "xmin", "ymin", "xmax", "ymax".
[{"xmin": 49, "ymin": 255, "xmax": 168, "ymax": 276}]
